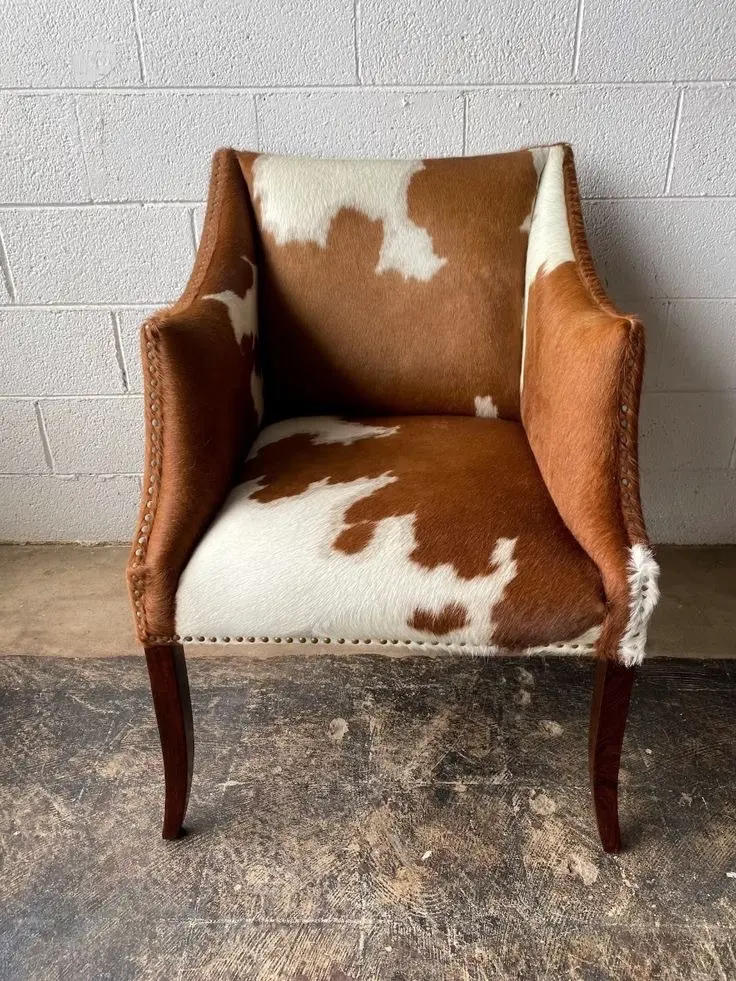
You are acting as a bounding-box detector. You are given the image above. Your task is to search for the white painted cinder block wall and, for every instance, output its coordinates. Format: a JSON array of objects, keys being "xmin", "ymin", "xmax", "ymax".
[{"xmin": 0, "ymin": 0, "xmax": 734, "ymax": 544}]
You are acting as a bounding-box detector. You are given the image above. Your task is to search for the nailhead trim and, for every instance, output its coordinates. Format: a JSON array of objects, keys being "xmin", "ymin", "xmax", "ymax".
[{"xmin": 138, "ymin": 633, "xmax": 596, "ymax": 655}]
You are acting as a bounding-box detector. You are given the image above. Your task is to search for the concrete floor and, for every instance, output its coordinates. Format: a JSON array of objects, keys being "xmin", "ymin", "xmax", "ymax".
[
  {"xmin": 0, "ymin": 544, "xmax": 735, "ymax": 979},
  {"xmin": 1, "ymin": 654, "xmax": 735, "ymax": 980},
  {"xmin": 1, "ymin": 544, "xmax": 735, "ymax": 658}
]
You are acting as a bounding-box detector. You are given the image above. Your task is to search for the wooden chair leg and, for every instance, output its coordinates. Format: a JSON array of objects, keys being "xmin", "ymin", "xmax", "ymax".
[
  {"xmin": 145, "ymin": 643, "xmax": 194, "ymax": 839},
  {"xmin": 589, "ymin": 657, "xmax": 636, "ymax": 853}
]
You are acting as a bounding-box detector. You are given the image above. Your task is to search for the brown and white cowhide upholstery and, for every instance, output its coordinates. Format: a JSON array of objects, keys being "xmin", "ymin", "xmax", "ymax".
[
  {"xmin": 127, "ymin": 149, "xmax": 263, "ymax": 642},
  {"xmin": 129, "ymin": 143, "xmax": 659, "ymax": 664},
  {"xmin": 237, "ymin": 150, "xmax": 540, "ymax": 421},
  {"xmin": 175, "ymin": 416, "xmax": 605, "ymax": 650},
  {"xmin": 521, "ymin": 145, "xmax": 659, "ymax": 665}
]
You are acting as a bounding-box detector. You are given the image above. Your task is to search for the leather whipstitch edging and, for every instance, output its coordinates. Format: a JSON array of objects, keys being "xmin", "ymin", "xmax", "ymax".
[
  {"xmin": 617, "ymin": 324, "xmax": 647, "ymax": 546},
  {"xmin": 170, "ymin": 148, "xmax": 228, "ymax": 315},
  {"xmin": 562, "ymin": 146, "xmax": 618, "ymax": 317},
  {"xmin": 128, "ymin": 321, "xmax": 165, "ymax": 643},
  {"xmin": 562, "ymin": 145, "xmax": 648, "ymax": 550},
  {"xmin": 561, "ymin": 145, "xmax": 652, "ymax": 664}
]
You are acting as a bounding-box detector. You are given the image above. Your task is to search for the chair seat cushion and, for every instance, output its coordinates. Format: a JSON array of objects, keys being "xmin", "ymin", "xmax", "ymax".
[{"xmin": 175, "ymin": 416, "xmax": 606, "ymax": 650}]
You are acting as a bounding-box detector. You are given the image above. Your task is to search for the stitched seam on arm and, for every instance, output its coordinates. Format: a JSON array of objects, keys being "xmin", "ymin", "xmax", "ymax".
[
  {"xmin": 129, "ymin": 320, "xmax": 164, "ymax": 642},
  {"xmin": 128, "ymin": 152, "xmax": 228, "ymax": 642},
  {"xmin": 562, "ymin": 146, "xmax": 622, "ymax": 319},
  {"xmin": 169, "ymin": 151, "xmax": 227, "ymax": 314},
  {"xmin": 562, "ymin": 146, "xmax": 648, "ymax": 549},
  {"xmin": 618, "ymin": 322, "xmax": 648, "ymax": 548}
]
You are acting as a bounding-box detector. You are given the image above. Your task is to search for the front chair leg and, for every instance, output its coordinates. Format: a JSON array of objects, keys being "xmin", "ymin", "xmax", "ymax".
[
  {"xmin": 589, "ymin": 657, "xmax": 636, "ymax": 853},
  {"xmin": 145, "ymin": 643, "xmax": 194, "ymax": 839}
]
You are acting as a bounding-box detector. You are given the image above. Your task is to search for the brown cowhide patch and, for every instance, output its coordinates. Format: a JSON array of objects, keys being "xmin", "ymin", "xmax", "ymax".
[
  {"xmin": 410, "ymin": 603, "xmax": 470, "ymax": 636},
  {"xmin": 237, "ymin": 416, "xmax": 605, "ymax": 647},
  {"xmin": 237, "ymin": 152, "xmax": 539, "ymax": 422}
]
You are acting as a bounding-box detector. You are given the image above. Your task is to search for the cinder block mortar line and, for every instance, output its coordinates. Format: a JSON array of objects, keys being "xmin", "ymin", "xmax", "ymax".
[
  {"xmin": 188, "ymin": 209, "xmax": 199, "ymax": 253},
  {"xmin": 0, "ymin": 226, "xmax": 17, "ymax": 301},
  {"xmin": 0, "ymin": 303, "xmax": 166, "ymax": 310},
  {"xmin": 110, "ymin": 312, "xmax": 129, "ymax": 392},
  {"xmin": 33, "ymin": 402, "xmax": 55, "ymax": 471},
  {"xmin": 639, "ymin": 467, "xmax": 734, "ymax": 481},
  {"xmin": 2, "ymin": 395, "xmax": 142, "ymax": 402},
  {"xmin": 131, "ymin": 0, "xmax": 148, "ymax": 84},
  {"xmin": 644, "ymin": 385, "xmax": 736, "ymax": 394},
  {"xmin": 252, "ymin": 93, "xmax": 262, "ymax": 147},
  {"xmin": 583, "ymin": 195, "xmax": 736, "ymax": 201},
  {"xmin": 0, "ymin": 470, "xmax": 143, "ymax": 478},
  {"xmin": 72, "ymin": 98, "xmax": 94, "ymax": 202},
  {"xmin": 461, "ymin": 93, "xmax": 468, "ymax": 154},
  {"xmin": 572, "ymin": 0, "xmax": 585, "ymax": 79},
  {"xmin": 353, "ymin": 0, "xmax": 362, "ymax": 84},
  {"xmin": 649, "ymin": 299, "xmax": 673, "ymax": 390},
  {"xmin": 1, "ymin": 81, "xmax": 734, "ymax": 94},
  {"xmin": 664, "ymin": 89, "xmax": 685, "ymax": 194},
  {"xmin": 0, "ymin": 202, "xmax": 204, "ymax": 210},
  {"xmin": 642, "ymin": 386, "xmax": 736, "ymax": 395}
]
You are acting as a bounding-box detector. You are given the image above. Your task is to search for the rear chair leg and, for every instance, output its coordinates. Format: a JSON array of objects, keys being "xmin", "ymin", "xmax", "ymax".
[
  {"xmin": 589, "ymin": 657, "xmax": 636, "ymax": 853},
  {"xmin": 145, "ymin": 643, "xmax": 194, "ymax": 839}
]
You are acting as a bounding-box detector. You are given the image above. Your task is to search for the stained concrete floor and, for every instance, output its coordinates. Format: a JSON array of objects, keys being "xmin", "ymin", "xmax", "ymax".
[
  {"xmin": 1, "ymin": 655, "xmax": 735, "ymax": 980},
  {"xmin": 0, "ymin": 545, "xmax": 735, "ymax": 980}
]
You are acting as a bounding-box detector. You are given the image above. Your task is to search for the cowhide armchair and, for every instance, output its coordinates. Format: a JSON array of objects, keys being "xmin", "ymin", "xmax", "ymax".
[{"xmin": 127, "ymin": 144, "xmax": 659, "ymax": 852}]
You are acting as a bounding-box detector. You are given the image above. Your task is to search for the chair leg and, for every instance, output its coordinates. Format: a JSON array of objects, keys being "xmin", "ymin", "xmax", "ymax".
[
  {"xmin": 145, "ymin": 643, "xmax": 194, "ymax": 839},
  {"xmin": 589, "ymin": 657, "xmax": 636, "ymax": 853}
]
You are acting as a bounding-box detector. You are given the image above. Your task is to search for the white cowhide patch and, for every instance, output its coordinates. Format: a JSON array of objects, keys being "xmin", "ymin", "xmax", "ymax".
[
  {"xmin": 254, "ymin": 416, "xmax": 399, "ymax": 450},
  {"xmin": 175, "ymin": 417, "xmax": 519, "ymax": 644},
  {"xmin": 618, "ymin": 543, "xmax": 660, "ymax": 666},
  {"xmin": 474, "ymin": 395, "xmax": 499, "ymax": 418},
  {"xmin": 525, "ymin": 145, "xmax": 575, "ymax": 287},
  {"xmin": 520, "ymin": 144, "xmax": 575, "ymax": 389},
  {"xmin": 204, "ymin": 256, "xmax": 262, "ymax": 420},
  {"xmin": 251, "ymin": 155, "xmax": 447, "ymax": 282},
  {"xmin": 519, "ymin": 146, "xmax": 549, "ymax": 234},
  {"xmin": 204, "ymin": 256, "xmax": 258, "ymax": 345}
]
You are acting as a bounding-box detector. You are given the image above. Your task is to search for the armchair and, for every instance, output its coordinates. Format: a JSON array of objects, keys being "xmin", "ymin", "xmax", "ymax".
[{"xmin": 127, "ymin": 144, "xmax": 659, "ymax": 852}]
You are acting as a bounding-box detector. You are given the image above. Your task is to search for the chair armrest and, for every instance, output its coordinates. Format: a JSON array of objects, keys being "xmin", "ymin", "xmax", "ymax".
[
  {"xmin": 127, "ymin": 149, "xmax": 261, "ymax": 643},
  {"xmin": 521, "ymin": 146, "xmax": 658, "ymax": 665}
]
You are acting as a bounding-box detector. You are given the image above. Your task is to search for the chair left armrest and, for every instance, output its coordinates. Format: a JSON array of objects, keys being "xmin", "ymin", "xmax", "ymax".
[
  {"xmin": 521, "ymin": 147, "xmax": 659, "ymax": 664},
  {"xmin": 127, "ymin": 149, "xmax": 261, "ymax": 644}
]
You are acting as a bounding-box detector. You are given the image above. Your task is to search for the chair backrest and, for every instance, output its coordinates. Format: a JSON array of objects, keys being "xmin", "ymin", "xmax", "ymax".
[{"xmin": 237, "ymin": 145, "xmax": 563, "ymax": 421}]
